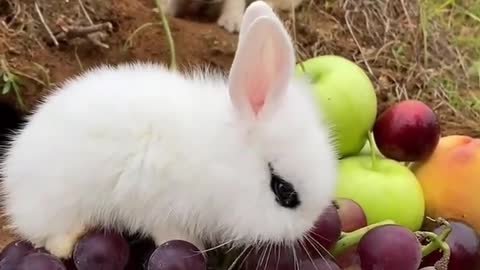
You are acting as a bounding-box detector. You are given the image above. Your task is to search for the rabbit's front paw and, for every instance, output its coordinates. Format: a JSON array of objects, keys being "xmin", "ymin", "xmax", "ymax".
[
  {"xmin": 45, "ymin": 237, "xmax": 76, "ymax": 259},
  {"xmin": 44, "ymin": 226, "xmax": 86, "ymax": 259},
  {"xmin": 217, "ymin": 9, "xmax": 243, "ymax": 33}
]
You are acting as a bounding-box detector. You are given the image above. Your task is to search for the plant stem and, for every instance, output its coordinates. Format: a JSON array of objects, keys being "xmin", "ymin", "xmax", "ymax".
[
  {"xmin": 123, "ymin": 22, "xmax": 162, "ymax": 51},
  {"xmin": 419, "ymin": 221, "xmax": 452, "ymax": 257},
  {"xmin": 153, "ymin": 0, "xmax": 177, "ymax": 70},
  {"xmin": 11, "ymin": 80, "xmax": 25, "ymax": 110},
  {"xmin": 434, "ymin": 244, "xmax": 451, "ymax": 270},
  {"xmin": 367, "ymin": 131, "xmax": 378, "ymax": 170},
  {"xmin": 416, "ymin": 230, "xmax": 451, "ymax": 270},
  {"xmin": 0, "ymin": 57, "xmax": 26, "ymax": 110},
  {"xmin": 331, "ymin": 219, "xmax": 396, "ymax": 257}
]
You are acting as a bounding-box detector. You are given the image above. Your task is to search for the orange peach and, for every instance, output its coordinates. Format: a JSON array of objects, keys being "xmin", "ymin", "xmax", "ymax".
[{"xmin": 412, "ymin": 135, "xmax": 480, "ymax": 232}]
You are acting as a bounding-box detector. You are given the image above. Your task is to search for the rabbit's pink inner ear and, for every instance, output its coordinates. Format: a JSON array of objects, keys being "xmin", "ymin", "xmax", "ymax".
[
  {"xmin": 248, "ymin": 40, "xmax": 293, "ymax": 117},
  {"xmin": 247, "ymin": 75, "xmax": 270, "ymax": 115},
  {"xmin": 229, "ymin": 16, "xmax": 295, "ymax": 121}
]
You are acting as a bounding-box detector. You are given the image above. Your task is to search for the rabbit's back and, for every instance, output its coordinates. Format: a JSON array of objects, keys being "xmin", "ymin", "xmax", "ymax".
[{"xmin": 0, "ymin": 63, "xmax": 249, "ymax": 242}]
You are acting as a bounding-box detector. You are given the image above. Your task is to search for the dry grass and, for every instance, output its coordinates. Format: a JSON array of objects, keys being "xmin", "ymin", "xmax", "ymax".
[{"xmin": 287, "ymin": 0, "xmax": 479, "ymax": 137}]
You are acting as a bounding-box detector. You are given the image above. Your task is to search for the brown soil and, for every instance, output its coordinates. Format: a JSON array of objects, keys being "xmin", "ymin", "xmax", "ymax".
[
  {"xmin": 0, "ymin": 0, "xmax": 478, "ymax": 258},
  {"xmin": 0, "ymin": 0, "xmax": 238, "ymax": 109}
]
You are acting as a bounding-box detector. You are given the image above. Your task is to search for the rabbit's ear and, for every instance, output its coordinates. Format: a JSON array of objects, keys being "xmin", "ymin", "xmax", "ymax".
[
  {"xmin": 228, "ymin": 15, "xmax": 295, "ymax": 122},
  {"xmin": 238, "ymin": 1, "xmax": 276, "ymax": 43}
]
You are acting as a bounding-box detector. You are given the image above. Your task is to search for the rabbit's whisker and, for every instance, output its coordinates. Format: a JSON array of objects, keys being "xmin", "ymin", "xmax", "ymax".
[
  {"xmin": 303, "ymin": 234, "xmax": 323, "ymax": 261},
  {"xmin": 262, "ymin": 243, "xmax": 273, "ymax": 270},
  {"xmin": 199, "ymin": 239, "xmax": 234, "ymax": 254},
  {"xmin": 227, "ymin": 244, "xmax": 251, "ymax": 270},
  {"xmin": 304, "ymin": 234, "xmax": 333, "ymax": 268},
  {"xmin": 237, "ymin": 244, "xmax": 254, "ymax": 270},
  {"xmin": 299, "ymin": 238, "xmax": 319, "ymax": 270},
  {"xmin": 291, "ymin": 241, "xmax": 300, "ymax": 270},
  {"xmin": 309, "ymin": 231, "xmax": 330, "ymax": 242},
  {"xmin": 256, "ymin": 243, "xmax": 269, "ymax": 270}
]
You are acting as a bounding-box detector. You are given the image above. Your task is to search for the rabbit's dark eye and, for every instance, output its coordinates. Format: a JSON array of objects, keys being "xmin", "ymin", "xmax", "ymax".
[{"xmin": 269, "ymin": 164, "xmax": 300, "ymax": 209}]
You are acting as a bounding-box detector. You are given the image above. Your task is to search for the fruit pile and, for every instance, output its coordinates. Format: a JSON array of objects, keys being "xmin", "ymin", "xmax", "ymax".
[
  {"xmin": 1, "ymin": 200, "xmax": 478, "ymax": 269},
  {"xmin": 1, "ymin": 55, "xmax": 480, "ymax": 270}
]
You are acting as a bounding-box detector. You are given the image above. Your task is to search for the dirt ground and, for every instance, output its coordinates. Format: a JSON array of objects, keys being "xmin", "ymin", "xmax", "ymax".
[{"xmin": 0, "ymin": 0, "xmax": 479, "ymax": 256}]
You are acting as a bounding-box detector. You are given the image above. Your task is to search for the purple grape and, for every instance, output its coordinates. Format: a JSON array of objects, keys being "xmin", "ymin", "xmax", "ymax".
[
  {"xmin": 336, "ymin": 198, "xmax": 367, "ymax": 232},
  {"xmin": 0, "ymin": 240, "xmax": 34, "ymax": 270},
  {"xmin": 334, "ymin": 246, "xmax": 361, "ymax": 269},
  {"xmin": 305, "ymin": 203, "xmax": 341, "ymax": 255},
  {"xmin": 147, "ymin": 240, "xmax": 206, "ymax": 270},
  {"xmin": 244, "ymin": 243, "xmax": 340, "ymax": 270},
  {"xmin": 300, "ymin": 256, "xmax": 341, "ymax": 270},
  {"xmin": 343, "ymin": 265, "xmax": 361, "ymax": 270},
  {"xmin": 358, "ymin": 224, "xmax": 422, "ymax": 270},
  {"xmin": 33, "ymin": 247, "xmax": 50, "ymax": 254},
  {"xmin": 17, "ymin": 252, "xmax": 66, "ymax": 270},
  {"xmin": 242, "ymin": 245, "xmax": 297, "ymax": 270},
  {"xmin": 73, "ymin": 229, "xmax": 130, "ymax": 270},
  {"xmin": 243, "ymin": 244, "xmax": 341, "ymax": 270},
  {"xmin": 421, "ymin": 220, "xmax": 480, "ymax": 270}
]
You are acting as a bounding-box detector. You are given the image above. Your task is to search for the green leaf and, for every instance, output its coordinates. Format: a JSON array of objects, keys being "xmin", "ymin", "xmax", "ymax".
[{"xmin": 2, "ymin": 82, "xmax": 11, "ymax": 94}]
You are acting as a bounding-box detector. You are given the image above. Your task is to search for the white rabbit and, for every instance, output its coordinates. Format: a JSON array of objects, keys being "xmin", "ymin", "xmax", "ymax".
[
  {"xmin": 164, "ymin": 0, "xmax": 305, "ymax": 32},
  {"xmin": 0, "ymin": 1, "xmax": 337, "ymax": 260}
]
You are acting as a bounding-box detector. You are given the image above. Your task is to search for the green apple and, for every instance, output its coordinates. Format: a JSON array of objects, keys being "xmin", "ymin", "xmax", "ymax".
[
  {"xmin": 335, "ymin": 154, "xmax": 425, "ymax": 231},
  {"xmin": 296, "ymin": 55, "xmax": 377, "ymax": 158}
]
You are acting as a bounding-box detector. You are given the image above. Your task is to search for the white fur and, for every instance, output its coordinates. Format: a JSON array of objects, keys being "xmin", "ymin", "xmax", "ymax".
[
  {"xmin": 217, "ymin": 0, "xmax": 247, "ymax": 33},
  {"xmin": 0, "ymin": 1, "xmax": 337, "ymax": 259},
  {"xmin": 265, "ymin": 0, "xmax": 305, "ymax": 10},
  {"xmin": 164, "ymin": 0, "xmax": 305, "ymax": 33}
]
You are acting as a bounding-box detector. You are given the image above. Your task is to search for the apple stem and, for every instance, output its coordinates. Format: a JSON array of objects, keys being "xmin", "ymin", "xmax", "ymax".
[
  {"xmin": 330, "ymin": 219, "xmax": 396, "ymax": 257},
  {"xmin": 367, "ymin": 131, "xmax": 378, "ymax": 170}
]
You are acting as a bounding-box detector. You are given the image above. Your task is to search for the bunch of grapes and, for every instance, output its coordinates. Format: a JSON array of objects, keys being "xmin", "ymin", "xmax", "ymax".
[
  {"xmin": 0, "ymin": 230, "xmax": 206, "ymax": 270},
  {"xmin": 1, "ymin": 199, "xmax": 479, "ymax": 270}
]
